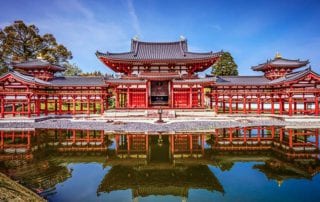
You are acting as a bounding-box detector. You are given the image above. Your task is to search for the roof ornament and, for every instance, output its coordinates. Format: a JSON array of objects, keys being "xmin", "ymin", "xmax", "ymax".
[
  {"xmin": 275, "ymin": 52, "xmax": 282, "ymax": 59},
  {"xmin": 133, "ymin": 35, "xmax": 139, "ymax": 41},
  {"xmin": 180, "ymin": 35, "xmax": 186, "ymax": 41},
  {"xmin": 36, "ymin": 52, "xmax": 44, "ymax": 60}
]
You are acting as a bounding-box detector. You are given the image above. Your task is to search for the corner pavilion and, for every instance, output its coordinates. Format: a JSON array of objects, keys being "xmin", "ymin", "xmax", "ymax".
[{"xmin": 0, "ymin": 38, "xmax": 319, "ymax": 117}]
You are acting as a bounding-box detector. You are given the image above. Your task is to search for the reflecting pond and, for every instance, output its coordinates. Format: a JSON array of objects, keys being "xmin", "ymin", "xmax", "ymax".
[{"xmin": 0, "ymin": 126, "xmax": 320, "ymax": 202}]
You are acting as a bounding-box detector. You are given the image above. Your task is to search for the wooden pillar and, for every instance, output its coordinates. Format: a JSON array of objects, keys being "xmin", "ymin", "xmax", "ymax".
[
  {"xmin": 189, "ymin": 86, "xmax": 192, "ymax": 108},
  {"xmin": 54, "ymin": 99, "xmax": 58, "ymax": 115},
  {"xmin": 288, "ymin": 95, "xmax": 293, "ymax": 116},
  {"xmin": 87, "ymin": 96, "xmax": 90, "ymax": 115},
  {"xmin": 0, "ymin": 97, "xmax": 4, "ymax": 118},
  {"xmin": 201, "ymin": 86, "xmax": 205, "ymax": 108},
  {"xmin": 146, "ymin": 82, "xmax": 150, "ymax": 108},
  {"xmin": 261, "ymin": 98, "xmax": 264, "ymax": 114},
  {"xmin": 72, "ymin": 96, "xmax": 76, "ymax": 115},
  {"xmin": 271, "ymin": 95, "xmax": 275, "ymax": 114},
  {"xmin": 115, "ymin": 88, "xmax": 119, "ymax": 108},
  {"xmin": 169, "ymin": 81, "xmax": 175, "ymax": 108},
  {"xmin": 257, "ymin": 96, "xmax": 261, "ymax": 114},
  {"xmin": 222, "ymin": 96, "xmax": 226, "ymax": 113},
  {"xmin": 59, "ymin": 96, "xmax": 62, "ymax": 115},
  {"xmin": 248, "ymin": 101, "xmax": 251, "ymax": 113},
  {"xmin": 27, "ymin": 96, "xmax": 31, "ymax": 117},
  {"xmin": 243, "ymin": 95, "xmax": 247, "ymax": 114},
  {"xmin": 100, "ymin": 96, "xmax": 104, "ymax": 115},
  {"xmin": 12, "ymin": 103, "xmax": 16, "ymax": 117},
  {"xmin": 215, "ymin": 94, "xmax": 219, "ymax": 114},
  {"xmin": 127, "ymin": 86, "xmax": 130, "ymax": 108},
  {"xmin": 279, "ymin": 96, "xmax": 283, "ymax": 115},
  {"xmin": 93, "ymin": 102, "xmax": 96, "ymax": 113},
  {"xmin": 315, "ymin": 95, "xmax": 319, "ymax": 116},
  {"xmin": 229, "ymin": 96, "xmax": 232, "ymax": 114},
  {"xmin": 294, "ymin": 101, "xmax": 297, "ymax": 114},
  {"xmin": 44, "ymin": 96, "xmax": 48, "ymax": 116}
]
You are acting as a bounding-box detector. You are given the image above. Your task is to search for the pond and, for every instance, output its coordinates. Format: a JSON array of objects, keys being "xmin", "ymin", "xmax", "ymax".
[{"xmin": 0, "ymin": 126, "xmax": 320, "ymax": 202}]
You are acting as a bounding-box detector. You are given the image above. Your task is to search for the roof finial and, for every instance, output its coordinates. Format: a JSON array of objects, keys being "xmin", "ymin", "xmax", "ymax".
[
  {"xmin": 275, "ymin": 52, "xmax": 282, "ymax": 59},
  {"xmin": 180, "ymin": 35, "xmax": 186, "ymax": 41},
  {"xmin": 133, "ymin": 35, "xmax": 139, "ymax": 41},
  {"xmin": 36, "ymin": 52, "xmax": 44, "ymax": 60}
]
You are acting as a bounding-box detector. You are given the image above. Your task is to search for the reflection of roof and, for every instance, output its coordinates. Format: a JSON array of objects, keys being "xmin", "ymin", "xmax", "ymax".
[
  {"xmin": 12, "ymin": 59, "xmax": 65, "ymax": 72},
  {"xmin": 251, "ymin": 57, "xmax": 308, "ymax": 71},
  {"xmin": 96, "ymin": 39, "xmax": 221, "ymax": 61},
  {"xmin": 98, "ymin": 165, "xmax": 224, "ymax": 197}
]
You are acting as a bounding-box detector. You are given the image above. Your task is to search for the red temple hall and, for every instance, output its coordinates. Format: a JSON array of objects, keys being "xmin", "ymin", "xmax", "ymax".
[{"xmin": 0, "ymin": 38, "xmax": 320, "ymax": 117}]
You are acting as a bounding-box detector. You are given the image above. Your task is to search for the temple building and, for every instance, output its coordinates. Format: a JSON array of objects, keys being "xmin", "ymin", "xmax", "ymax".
[{"xmin": 0, "ymin": 38, "xmax": 319, "ymax": 117}]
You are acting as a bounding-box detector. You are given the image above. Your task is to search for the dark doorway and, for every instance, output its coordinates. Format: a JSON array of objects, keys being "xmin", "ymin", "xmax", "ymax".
[
  {"xmin": 149, "ymin": 135, "xmax": 169, "ymax": 163},
  {"xmin": 150, "ymin": 81, "xmax": 169, "ymax": 106}
]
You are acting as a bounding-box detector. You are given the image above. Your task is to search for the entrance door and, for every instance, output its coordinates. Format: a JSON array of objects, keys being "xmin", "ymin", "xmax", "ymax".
[{"xmin": 150, "ymin": 81, "xmax": 169, "ymax": 106}]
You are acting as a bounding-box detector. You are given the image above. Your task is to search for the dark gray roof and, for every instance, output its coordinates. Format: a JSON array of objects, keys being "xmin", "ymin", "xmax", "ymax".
[
  {"xmin": 12, "ymin": 59, "xmax": 65, "ymax": 72},
  {"xmin": 0, "ymin": 70, "xmax": 50, "ymax": 85},
  {"xmin": 106, "ymin": 78, "xmax": 146, "ymax": 85},
  {"xmin": 50, "ymin": 76, "xmax": 105, "ymax": 86},
  {"xmin": 252, "ymin": 57, "xmax": 309, "ymax": 71},
  {"xmin": 216, "ymin": 76, "xmax": 270, "ymax": 85},
  {"xmin": 173, "ymin": 77, "xmax": 216, "ymax": 84},
  {"xmin": 96, "ymin": 39, "xmax": 221, "ymax": 61}
]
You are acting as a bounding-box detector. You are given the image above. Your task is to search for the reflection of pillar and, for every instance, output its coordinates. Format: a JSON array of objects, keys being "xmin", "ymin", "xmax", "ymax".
[
  {"xmin": 127, "ymin": 135, "xmax": 130, "ymax": 154},
  {"xmin": 72, "ymin": 130, "xmax": 76, "ymax": 144},
  {"xmin": 146, "ymin": 135, "xmax": 149, "ymax": 154},
  {"xmin": 257, "ymin": 126, "xmax": 261, "ymax": 143},
  {"xmin": 229, "ymin": 128, "xmax": 233, "ymax": 143},
  {"xmin": 289, "ymin": 129, "xmax": 293, "ymax": 148},
  {"xmin": 243, "ymin": 127, "xmax": 247, "ymax": 143},
  {"xmin": 86, "ymin": 130, "xmax": 90, "ymax": 143},
  {"xmin": 115, "ymin": 135, "xmax": 119, "ymax": 155},
  {"xmin": 0, "ymin": 131, "xmax": 4, "ymax": 149},
  {"xmin": 271, "ymin": 126, "xmax": 275, "ymax": 139},
  {"xmin": 27, "ymin": 132, "xmax": 31, "ymax": 149},
  {"xmin": 201, "ymin": 134, "xmax": 205, "ymax": 155},
  {"xmin": 315, "ymin": 129, "xmax": 319, "ymax": 149},
  {"xmin": 189, "ymin": 135, "xmax": 193, "ymax": 154},
  {"xmin": 279, "ymin": 128, "xmax": 283, "ymax": 143}
]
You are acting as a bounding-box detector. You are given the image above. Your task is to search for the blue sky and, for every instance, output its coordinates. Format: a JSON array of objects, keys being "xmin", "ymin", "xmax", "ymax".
[{"xmin": 1, "ymin": 0, "xmax": 320, "ymax": 75}]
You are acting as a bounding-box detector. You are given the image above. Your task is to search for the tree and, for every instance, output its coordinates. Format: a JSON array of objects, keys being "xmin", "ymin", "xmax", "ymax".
[
  {"xmin": 63, "ymin": 63, "xmax": 82, "ymax": 76},
  {"xmin": 81, "ymin": 70, "xmax": 103, "ymax": 76},
  {"xmin": 0, "ymin": 20, "xmax": 72, "ymax": 69},
  {"xmin": 211, "ymin": 52, "xmax": 238, "ymax": 76}
]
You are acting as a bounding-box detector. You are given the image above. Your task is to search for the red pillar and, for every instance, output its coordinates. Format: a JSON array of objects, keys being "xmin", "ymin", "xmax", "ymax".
[
  {"xmin": 127, "ymin": 86, "xmax": 131, "ymax": 108},
  {"xmin": 115, "ymin": 88, "xmax": 119, "ymax": 108},
  {"xmin": 201, "ymin": 86, "xmax": 205, "ymax": 108},
  {"xmin": 315, "ymin": 95, "xmax": 319, "ymax": 116},
  {"xmin": 12, "ymin": 103, "xmax": 16, "ymax": 117},
  {"xmin": 146, "ymin": 82, "xmax": 150, "ymax": 108},
  {"xmin": 0, "ymin": 97, "xmax": 4, "ymax": 118},
  {"xmin": 257, "ymin": 96, "xmax": 261, "ymax": 114},
  {"xmin": 229, "ymin": 96, "xmax": 232, "ymax": 114},
  {"xmin": 100, "ymin": 97, "xmax": 104, "ymax": 115},
  {"xmin": 243, "ymin": 95, "xmax": 247, "ymax": 114},
  {"xmin": 279, "ymin": 96, "xmax": 283, "ymax": 115},
  {"xmin": 44, "ymin": 96, "xmax": 48, "ymax": 116},
  {"xmin": 27, "ymin": 96, "xmax": 31, "ymax": 117},
  {"xmin": 215, "ymin": 94, "xmax": 219, "ymax": 114},
  {"xmin": 87, "ymin": 96, "xmax": 90, "ymax": 115},
  {"xmin": 289, "ymin": 95, "xmax": 293, "ymax": 116},
  {"xmin": 72, "ymin": 96, "xmax": 76, "ymax": 115},
  {"xmin": 271, "ymin": 96, "xmax": 275, "ymax": 114},
  {"xmin": 59, "ymin": 96, "xmax": 62, "ymax": 115},
  {"xmin": 189, "ymin": 86, "xmax": 192, "ymax": 108}
]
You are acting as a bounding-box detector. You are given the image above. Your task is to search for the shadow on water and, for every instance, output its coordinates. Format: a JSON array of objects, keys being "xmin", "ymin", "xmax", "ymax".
[{"xmin": 0, "ymin": 126, "xmax": 320, "ymax": 201}]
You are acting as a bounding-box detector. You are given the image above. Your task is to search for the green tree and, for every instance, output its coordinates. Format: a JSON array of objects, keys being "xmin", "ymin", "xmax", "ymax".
[
  {"xmin": 211, "ymin": 52, "xmax": 238, "ymax": 76},
  {"xmin": 63, "ymin": 63, "xmax": 82, "ymax": 76},
  {"xmin": 0, "ymin": 20, "xmax": 72, "ymax": 70}
]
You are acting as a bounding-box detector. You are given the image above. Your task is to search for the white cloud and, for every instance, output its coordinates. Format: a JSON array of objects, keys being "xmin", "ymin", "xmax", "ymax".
[{"xmin": 126, "ymin": 0, "xmax": 141, "ymax": 36}]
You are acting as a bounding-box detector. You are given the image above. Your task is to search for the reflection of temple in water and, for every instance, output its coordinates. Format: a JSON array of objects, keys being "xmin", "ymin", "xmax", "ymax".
[{"xmin": 1, "ymin": 127, "xmax": 320, "ymax": 197}]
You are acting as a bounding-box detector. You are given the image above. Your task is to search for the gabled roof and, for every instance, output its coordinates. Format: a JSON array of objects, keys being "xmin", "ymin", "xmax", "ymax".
[
  {"xmin": 0, "ymin": 70, "xmax": 50, "ymax": 86},
  {"xmin": 269, "ymin": 67, "xmax": 320, "ymax": 84},
  {"xmin": 96, "ymin": 39, "xmax": 221, "ymax": 61},
  {"xmin": 251, "ymin": 57, "xmax": 309, "ymax": 71},
  {"xmin": 12, "ymin": 59, "xmax": 65, "ymax": 72}
]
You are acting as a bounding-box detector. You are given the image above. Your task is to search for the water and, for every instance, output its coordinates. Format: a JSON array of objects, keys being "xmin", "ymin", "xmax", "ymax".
[{"xmin": 1, "ymin": 126, "xmax": 320, "ymax": 202}]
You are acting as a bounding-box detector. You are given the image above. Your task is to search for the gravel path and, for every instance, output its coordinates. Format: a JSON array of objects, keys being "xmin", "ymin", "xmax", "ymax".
[{"xmin": 0, "ymin": 118, "xmax": 319, "ymax": 132}]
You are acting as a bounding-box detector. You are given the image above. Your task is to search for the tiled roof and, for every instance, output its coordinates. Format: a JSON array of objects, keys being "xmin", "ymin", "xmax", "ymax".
[
  {"xmin": 0, "ymin": 70, "xmax": 50, "ymax": 85},
  {"xmin": 106, "ymin": 78, "xmax": 146, "ymax": 85},
  {"xmin": 96, "ymin": 39, "xmax": 221, "ymax": 61},
  {"xmin": 50, "ymin": 76, "xmax": 105, "ymax": 86},
  {"xmin": 251, "ymin": 57, "xmax": 309, "ymax": 71},
  {"xmin": 173, "ymin": 77, "xmax": 216, "ymax": 84},
  {"xmin": 216, "ymin": 76, "xmax": 270, "ymax": 85},
  {"xmin": 12, "ymin": 59, "xmax": 65, "ymax": 71}
]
